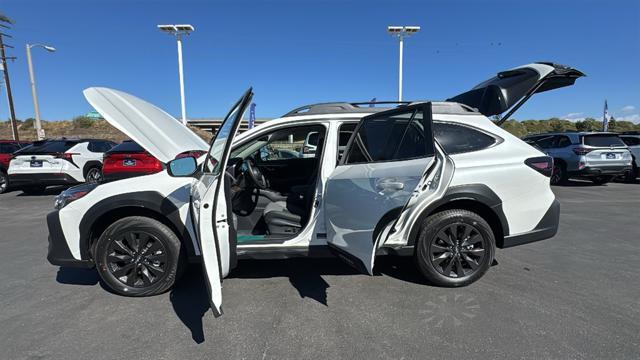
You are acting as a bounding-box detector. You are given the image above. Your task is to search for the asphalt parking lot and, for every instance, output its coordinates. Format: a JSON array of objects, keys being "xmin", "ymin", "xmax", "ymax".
[{"xmin": 1, "ymin": 182, "xmax": 639, "ymax": 360}]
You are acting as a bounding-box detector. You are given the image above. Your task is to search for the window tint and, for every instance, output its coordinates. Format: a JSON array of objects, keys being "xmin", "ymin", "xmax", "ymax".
[
  {"xmin": 0, "ymin": 143, "xmax": 20, "ymax": 153},
  {"xmin": 345, "ymin": 109, "xmax": 431, "ymax": 164},
  {"xmin": 15, "ymin": 140, "xmax": 78, "ymax": 154},
  {"xmin": 556, "ymin": 136, "xmax": 572, "ymax": 147},
  {"xmin": 621, "ymin": 136, "xmax": 640, "ymax": 146},
  {"xmin": 534, "ymin": 136, "xmax": 556, "ymax": 149},
  {"xmin": 433, "ymin": 122, "xmax": 497, "ymax": 154},
  {"xmin": 582, "ymin": 135, "xmax": 625, "ymax": 147},
  {"xmin": 107, "ymin": 141, "xmax": 144, "ymax": 153}
]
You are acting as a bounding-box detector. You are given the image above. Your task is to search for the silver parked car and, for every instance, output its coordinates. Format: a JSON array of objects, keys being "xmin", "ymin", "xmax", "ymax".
[
  {"xmin": 619, "ymin": 132, "xmax": 640, "ymax": 182},
  {"xmin": 523, "ymin": 132, "xmax": 633, "ymax": 185}
]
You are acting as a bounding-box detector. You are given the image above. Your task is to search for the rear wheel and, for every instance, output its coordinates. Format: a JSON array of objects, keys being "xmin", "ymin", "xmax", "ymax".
[
  {"xmin": 93, "ymin": 216, "xmax": 185, "ymax": 296},
  {"xmin": 0, "ymin": 171, "xmax": 8, "ymax": 194},
  {"xmin": 85, "ymin": 166, "xmax": 103, "ymax": 184},
  {"xmin": 623, "ymin": 163, "xmax": 638, "ymax": 183},
  {"xmin": 591, "ymin": 176, "xmax": 613, "ymax": 185},
  {"xmin": 415, "ymin": 209, "xmax": 495, "ymax": 287},
  {"xmin": 550, "ymin": 161, "xmax": 567, "ymax": 185},
  {"xmin": 22, "ymin": 185, "xmax": 47, "ymax": 195}
]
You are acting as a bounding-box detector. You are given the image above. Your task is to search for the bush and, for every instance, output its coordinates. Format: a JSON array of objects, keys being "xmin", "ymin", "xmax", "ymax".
[
  {"xmin": 72, "ymin": 116, "xmax": 95, "ymax": 129},
  {"xmin": 21, "ymin": 118, "xmax": 35, "ymax": 130}
]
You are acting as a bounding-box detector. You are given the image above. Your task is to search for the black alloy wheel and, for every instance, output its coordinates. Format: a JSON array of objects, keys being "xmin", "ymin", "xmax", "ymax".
[
  {"xmin": 550, "ymin": 163, "xmax": 565, "ymax": 185},
  {"xmin": 86, "ymin": 167, "xmax": 103, "ymax": 184},
  {"xmin": 106, "ymin": 230, "xmax": 168, "ymax": 288},
  {"xmin": 429, "ymin": 223, "xmax": 486, "ymax": 278}
]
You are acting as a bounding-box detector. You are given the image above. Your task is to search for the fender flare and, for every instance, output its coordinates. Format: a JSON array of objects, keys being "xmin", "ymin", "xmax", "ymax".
[
  {"xmin": 77, "ymin": 191, "xmax": 195, "ymax": 260},
  {"xmin": 406, "ymin": 184, "xmax": 509, "ymax": 246}
]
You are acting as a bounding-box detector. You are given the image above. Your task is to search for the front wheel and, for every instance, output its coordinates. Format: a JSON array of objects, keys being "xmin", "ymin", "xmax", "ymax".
[
  {"xmin": 93, "ymin": 216, "xmax": 185, "ymax": 296},
  {"xmin": 415, "ymin": 209, "xmax": 495, "ymax": 287}
]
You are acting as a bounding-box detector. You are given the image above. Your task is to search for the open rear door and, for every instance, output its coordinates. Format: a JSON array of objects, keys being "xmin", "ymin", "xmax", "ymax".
[
  {"xmin": 324, "ymin": 103, "xmax": 437, "ymax": 274},
  {"xmin": 447, "ymin": 62, "xmax": 584, "ymax": 124},
  {"xmin": 192, "ymin": 88, "xmax": 253, "ymax": 316}
]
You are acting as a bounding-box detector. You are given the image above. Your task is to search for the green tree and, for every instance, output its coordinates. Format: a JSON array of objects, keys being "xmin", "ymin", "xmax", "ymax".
[{"xmin": 72, "ymin": 116, "xmax": 95, "ymax": 129}]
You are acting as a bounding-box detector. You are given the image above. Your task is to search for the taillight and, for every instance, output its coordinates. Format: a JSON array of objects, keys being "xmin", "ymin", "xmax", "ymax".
[
  {"xmin": 572, "ymin": 147, "xmax": 592, "ymax": 156},
  {"xmin": 525, "ymin": 156, "xmax": 553, "ymax": 177},
  {"xmin": 56, "ymin": 152, "xmax": 80, "ymax": 165}
]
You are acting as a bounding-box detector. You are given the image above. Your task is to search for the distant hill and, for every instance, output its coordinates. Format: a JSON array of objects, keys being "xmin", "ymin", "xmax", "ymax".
[{"xmin": 2, "ymin": 116, "xmax": 639, "ymax": 143}]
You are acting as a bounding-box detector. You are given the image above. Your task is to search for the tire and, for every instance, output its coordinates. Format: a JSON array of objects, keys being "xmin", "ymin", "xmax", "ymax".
[
  {"xmin": 93, "ymin": 216, "xmax": 185, "ymax": 296},
  {"xmin": 22, "ymin": 185, "xmax": 47, "ymax": 195},
  {"xmin": 550, "ymin": 161, "xmax": 567, "ymax": 185},
  {"xmin": 0, "ymin": 171, "xmax": 8, "ymax": 194},
  {"xmin": 591, "ymin": 176, "xmax": 613, "ymax": 185},
  {"xmin": 623, "ymin": 163, "xmax": 638, "ymax": 183},
  {"xmin": 415, "ymin": 209, "xmax": 495, "ymax": 287},
  {"xmin": 85, "ymin": 166, "xmax": 103, "ymax": 184}
]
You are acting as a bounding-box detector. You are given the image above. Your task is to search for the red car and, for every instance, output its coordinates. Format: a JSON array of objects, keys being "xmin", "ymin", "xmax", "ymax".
[
  {"xmin": 101, "ymin": 140, "xmax": 164, "ymax": 182},
  {"xmin": 0, "ymin": 140, "xmax": 31, "ymax": 193}
]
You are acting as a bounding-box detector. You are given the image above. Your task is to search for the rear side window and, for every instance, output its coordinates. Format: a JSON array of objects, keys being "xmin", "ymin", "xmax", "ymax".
[
  {"xmin": 556, "ymin": 136, "xmax": 572, "ymax": 147},
  {"xmin": 621, "ymin": 136, "xmax": 640, "ymax": 146},
  {"xmin": 16, "ymin": 140, "xmax": 78, "ymax": 154},
  {"xmin": 534, "ymin": 136, "xmax": 556, "ymax": 149},
  {"xmin": 337, "ymin": 123, "xmax": 357, "ymax": 164},
  {"xmin": 345, "ymin": 109, "xmax": 432, "ymax": 164},
  {"xmin": 433, "ymin": 122, "xmax": 497, "ymax": 154},
  {"xmin": 88, "ymin": 141, "xmax": 115, "ymax": 153},
  {"xmin": 582, "ymin": 135, "xmax": 625, "ymax": 147},
  {"xmin": 0, "ymin": 143, "xmax": 20, "ymax": 153},
  {"xmin": 107, "ymin": 141, "xmax": 144, "ymax": 153}
]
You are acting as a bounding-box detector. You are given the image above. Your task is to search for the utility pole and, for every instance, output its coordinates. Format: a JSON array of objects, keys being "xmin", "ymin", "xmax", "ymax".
[
  {"xmin": 387, "ymin": 26, "xmax": 420, "ymax": 102},
  {"xmin": 158, "ymin": 24, "xmax": 194, "ymax": 126},
  {"xmin": 0, "ymin": 32, "xmax": 19, "ymax": 141},
  {"xmin": 26, "ymin": 43, "xmax": 56, "ymax": 140}
]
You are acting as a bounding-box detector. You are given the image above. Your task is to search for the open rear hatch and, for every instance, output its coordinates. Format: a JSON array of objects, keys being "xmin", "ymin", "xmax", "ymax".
[{"xmin": 447, "ymin": 62, "xmax": 585, "ymax": 125}]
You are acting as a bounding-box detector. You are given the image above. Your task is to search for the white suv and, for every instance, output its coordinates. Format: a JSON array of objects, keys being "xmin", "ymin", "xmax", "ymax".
[
  {"xmin": 47, "ymin": 62, "xmax": 582, "ymax": 315},
  {"xmin": 8, "ymin": 138, "xmax": 115, "ymax": 194}
]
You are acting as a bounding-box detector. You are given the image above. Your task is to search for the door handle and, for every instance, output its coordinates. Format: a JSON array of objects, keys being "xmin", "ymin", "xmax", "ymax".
[{"xmin": 376, "ymin": 178, "xmax": 405, "ymax": 191}]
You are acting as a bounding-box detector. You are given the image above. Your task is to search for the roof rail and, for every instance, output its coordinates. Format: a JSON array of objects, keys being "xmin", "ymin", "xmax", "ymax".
[{"xmin": 282, "ymin": 101, "xmax": 410, "ymax": 117}]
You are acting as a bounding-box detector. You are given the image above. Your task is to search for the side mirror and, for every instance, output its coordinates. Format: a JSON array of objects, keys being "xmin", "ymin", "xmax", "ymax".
[{"xmin": 167, "ymin": 156, "xmax": 198, "ymax": 177}]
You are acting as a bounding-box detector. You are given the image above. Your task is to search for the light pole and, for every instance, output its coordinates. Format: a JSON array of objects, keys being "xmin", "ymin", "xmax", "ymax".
[
  {"xmin": 26, "ymin": 43, "xmax": 55, "ymax": 140},
  {"xmin": 158, "ymin": 24, "xmax": 194, "ymax": 126},
  {"xmin": 387, "ymin": 26, "xmax": 420, "ymax": 102}
]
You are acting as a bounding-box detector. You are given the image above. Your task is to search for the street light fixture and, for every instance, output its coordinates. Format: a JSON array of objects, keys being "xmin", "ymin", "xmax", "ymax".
[
  {"xmin": 387, "ymin": 25, "xmax": 420, "ymax": 101},
  {"xmin": 158, "ymin": 24, "xmax": 194, "ymax": 126},
  {"xmin": 26, "ymin": 43, "xmax": 56, "ymax": 140}
]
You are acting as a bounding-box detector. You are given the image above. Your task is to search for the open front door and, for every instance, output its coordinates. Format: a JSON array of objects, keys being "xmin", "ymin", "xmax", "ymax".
[
  {"xmin": 192, "ymin": 88, "xmax": 253, "ymax": 316},
  {"xmin": 324, "ymin": 103, "xmax": 436, "ymax": 274}
]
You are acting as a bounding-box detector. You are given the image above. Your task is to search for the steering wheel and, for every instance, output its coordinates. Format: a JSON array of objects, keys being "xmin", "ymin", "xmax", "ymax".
[{"xmin": 244, "ymin": 158, "xmax": 268, "ymax": 189}]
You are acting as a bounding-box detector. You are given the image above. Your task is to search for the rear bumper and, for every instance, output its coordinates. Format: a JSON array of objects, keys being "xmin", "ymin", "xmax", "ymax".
[
  {"xmin": 570, "ymin": 165, "xmax": 632, "ymax": 177},
  {"xmin": 46, "ymin": 211, "xmax": 93, "ymax": 268},
  {"xmin": 8, "ymin": 173, "xmax": 80, "ymax": 187},
  {"xmin": 501, "ymin": 199, "xmax": 560, "ymax": 248}
]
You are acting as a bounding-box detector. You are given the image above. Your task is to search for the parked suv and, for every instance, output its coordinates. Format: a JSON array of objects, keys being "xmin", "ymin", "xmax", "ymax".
[
  {"xmin": 8, "ymin": 138, "xmax": 116, "ymax": 194},
  {"xmin": 619, "ymin": 132, "xmax": 640, "ymax": 182},
  {"xmin": 523, "ymin": 132, "xmax": 633, "ymax": 185},
  {"xmin": 102, "ymin": 140, "xmax": 163, "ymax": 182},
  {"xmin": 47, "ymin": 62, "xmax": 581, "ymax": 315},
  {"xmin": 0, "ymin": 140, "xmax": 31, "ymax": 193}
]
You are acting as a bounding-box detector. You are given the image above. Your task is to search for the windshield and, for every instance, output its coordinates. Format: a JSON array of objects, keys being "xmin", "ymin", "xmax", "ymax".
[{"xmin": 582, "ymin": 135, "xmax": 625, "ymax": 147}]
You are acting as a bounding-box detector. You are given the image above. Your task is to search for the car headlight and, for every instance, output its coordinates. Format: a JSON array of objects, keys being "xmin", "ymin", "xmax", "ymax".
[{"xmin": 54, "ymin": 183, "xmax": 98, "ymax": 210}]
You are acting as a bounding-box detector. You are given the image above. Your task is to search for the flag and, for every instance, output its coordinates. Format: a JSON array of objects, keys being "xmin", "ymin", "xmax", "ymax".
[
  {"xmin": 602, "ymin": 100, "xmax": 609, "ymax": 132},
  {"xmin": 248, "ymin": 103, "xmax": 256, "ymax": 129},
  {"xmin": 369, "ymin": 97, "xmax": 376, "ymax": 107}
]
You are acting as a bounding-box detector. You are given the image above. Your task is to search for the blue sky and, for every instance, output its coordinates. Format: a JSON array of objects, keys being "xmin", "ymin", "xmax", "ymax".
[{"xmin": 1, "ymin": 0, "xmax": 639, "ymax": 122}]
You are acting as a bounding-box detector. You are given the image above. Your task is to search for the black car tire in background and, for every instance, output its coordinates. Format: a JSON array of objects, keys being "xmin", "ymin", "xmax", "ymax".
[
  {"xmin": 415, "ymin": 209, "xmax": 495, "ymax": 287},
  {"xmin": 623, "ymin": 163, "xmax": 638, "ymax": 183},
  {"xmin": 93, "ymin": 216, "xmax": 185, "ymax": 297},
  {"xmin": 0, "ymin": 171, "xmax": 8, "ymax": 194},
  {"xmin": 550, "ymin": 161, "xmax": 568, "ymax": 185},
  {"xmin": 85, "ymin": 166, "xmax": 103, "ymax": 184}
]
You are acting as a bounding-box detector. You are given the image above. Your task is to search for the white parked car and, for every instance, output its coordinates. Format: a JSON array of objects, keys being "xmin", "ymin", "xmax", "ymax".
[
  {"xmin": 47, "ymin": 62, "xmax": 583, "ymax": 315},
  {"xmin": 8, "ymin": 138, "xmax": 116, "ymax": 194}
]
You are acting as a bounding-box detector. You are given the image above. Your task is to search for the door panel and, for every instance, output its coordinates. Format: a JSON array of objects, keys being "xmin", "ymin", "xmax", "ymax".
[
  {"xmin": 325, "ymin": 103, "xmax": 436, "ymax": 274},
  {"xmin": 192, "ymin": 88, "xmax": 253, "ymax": 316}
]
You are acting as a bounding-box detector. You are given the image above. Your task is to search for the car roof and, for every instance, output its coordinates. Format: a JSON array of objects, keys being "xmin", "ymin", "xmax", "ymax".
[
  {"xmin": 524, "ymin": 132, "xmax": 621, "ymax": 137},
  {"xmin": 281, "ymin": 101, "xmax": 479, "ymax": 117}
]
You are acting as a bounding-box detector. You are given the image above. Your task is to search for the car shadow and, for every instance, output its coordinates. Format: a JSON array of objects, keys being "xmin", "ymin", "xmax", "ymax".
[
  {"xmin": 16, "ymin": 185, "xmax": 70, "ymax": 196},
  {"xmin": 554, "ymin": 179, "xmax": 599, "ymax": 187},
  {"xmin": 55, "ymin": 267, "xmax": 100, "ymax": 285},
  {"xmin": 169, "ymin": 258, "xmax": 360, "ymax": 344}
]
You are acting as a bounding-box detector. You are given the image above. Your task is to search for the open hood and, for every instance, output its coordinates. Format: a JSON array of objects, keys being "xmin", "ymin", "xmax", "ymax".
[
  {"xmin": 83, "ymin": 87, "xmax": 208, "ymax": 163},
  {"xmin": 447, "ymin": 62, "xmax": 585, "ymax": 123}
]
